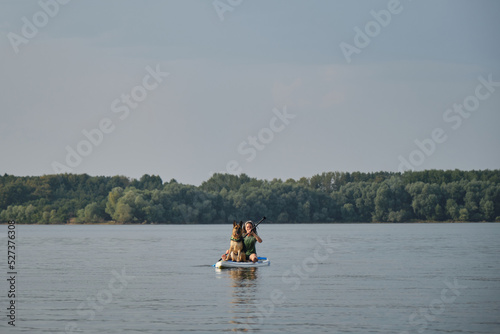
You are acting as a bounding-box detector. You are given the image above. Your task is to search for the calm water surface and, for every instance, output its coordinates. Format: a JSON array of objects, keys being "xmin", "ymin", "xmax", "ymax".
[{"xmin": 2, "ymin": 223, "xmax": 499, "ymax": 333}]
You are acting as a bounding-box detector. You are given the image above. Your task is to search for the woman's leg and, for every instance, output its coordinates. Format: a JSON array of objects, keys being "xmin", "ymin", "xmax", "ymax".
[{"xmin": 249, "ymin": 253, "xmax": 258, "ymax": 263}]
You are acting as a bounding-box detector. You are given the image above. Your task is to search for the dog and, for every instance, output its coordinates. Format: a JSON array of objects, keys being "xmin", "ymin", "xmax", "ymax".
[{"xmin": 227, "ymin": 221, "xmax": 246, "ymax": 262}]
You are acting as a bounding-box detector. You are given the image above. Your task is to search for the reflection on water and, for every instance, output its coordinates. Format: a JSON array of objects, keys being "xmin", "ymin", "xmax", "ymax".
[{"xmin": 217, "ymin": 268, "xmax": 259, "ymax": 332}]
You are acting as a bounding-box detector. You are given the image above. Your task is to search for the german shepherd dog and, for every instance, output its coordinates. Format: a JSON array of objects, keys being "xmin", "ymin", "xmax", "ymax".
[{"xmin": 227, "ymin": 221, "xmax": 246, "ymax": 262}]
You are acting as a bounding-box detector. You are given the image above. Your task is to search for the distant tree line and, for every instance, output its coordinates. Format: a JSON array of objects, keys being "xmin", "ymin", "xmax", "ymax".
[{"xmin": 1, "ymin": 170, "xmax": 499, "ymax": 224}]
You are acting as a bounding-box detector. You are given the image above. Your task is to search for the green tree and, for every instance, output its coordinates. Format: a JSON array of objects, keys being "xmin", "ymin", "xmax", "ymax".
[
  {"xmin": 341, "ymin": 203, "xmax": 358, "ymax": 222},
  {"xmin": 406, "ymin": 182, "xmax": 442, "ymax": 220},
  {"xmin": 480, "ymin": 199, "xmax": 495, "ymax": 221},
  {"xmin": 113, "ymin": 202, "xmax": 133, "ymax": 223},
  {"xmin": 77, "ymin": 202, "xmax": 104, "ymax": 223},
  {"xmin": 373, "ymin": 177, "xmax": 411, "ymax": 222},
  {"xmin": 445, "ymin": 199, "xmax": 460, "ymax": 221},
  {"xmin": 459, "ymin": 208, "xmax": 469, "ymax": 221},
  {"xmin": 105, "ymin": 187, "xmax": 124, "ymax": 218}
]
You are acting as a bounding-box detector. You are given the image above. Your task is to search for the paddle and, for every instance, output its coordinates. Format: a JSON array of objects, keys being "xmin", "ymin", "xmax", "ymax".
[
  {"xmin": 244, "ymin": 216, "xmax": 266, "ymax": 236},
  {"xmin": 216, "ymin": 216, "xmax": 266, "ymax": 263}
]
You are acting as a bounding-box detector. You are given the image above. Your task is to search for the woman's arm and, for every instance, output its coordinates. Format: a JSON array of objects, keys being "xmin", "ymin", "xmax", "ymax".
[{"xmin": 252, "ymin": 232, "xmax": 262, "ymax": 243}]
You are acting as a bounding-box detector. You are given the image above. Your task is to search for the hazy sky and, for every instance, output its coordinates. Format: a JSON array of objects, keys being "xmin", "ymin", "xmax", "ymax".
[{"xmin": 1, "ymin": 0, "xmax": 499, "ymax": 185}]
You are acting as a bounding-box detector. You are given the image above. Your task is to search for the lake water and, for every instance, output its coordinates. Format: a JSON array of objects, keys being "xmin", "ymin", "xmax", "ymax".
[{"xmin": 1, "ymin": 223, "xmax": 499, "ymax": 333}]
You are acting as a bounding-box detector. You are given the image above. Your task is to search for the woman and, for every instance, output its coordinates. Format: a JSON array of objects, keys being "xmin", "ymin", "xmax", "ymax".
[
  {"xmin": 221, "ymin": 220, "xmax": 263, "ymax": 262},
  {"xmin": 243, "ymin": 220, "xmax": 262, "ymax": 263}
]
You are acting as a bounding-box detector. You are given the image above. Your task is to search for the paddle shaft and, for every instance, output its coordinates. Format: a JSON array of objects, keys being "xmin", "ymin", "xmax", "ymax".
[{"xmin": 246, "ymin": 216, "xmax": 266, "ymax": 235}]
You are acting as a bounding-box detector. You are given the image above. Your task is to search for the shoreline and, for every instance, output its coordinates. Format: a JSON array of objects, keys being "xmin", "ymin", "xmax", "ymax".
[{"xmin": 1, "ymin": 221, "xmax": 498, "ymax": 225}]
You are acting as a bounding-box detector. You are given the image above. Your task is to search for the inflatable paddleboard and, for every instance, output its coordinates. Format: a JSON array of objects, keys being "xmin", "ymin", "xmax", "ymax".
[{"xmin": 214, "ymin": 257, "xmax": 270, "ymax": 269}]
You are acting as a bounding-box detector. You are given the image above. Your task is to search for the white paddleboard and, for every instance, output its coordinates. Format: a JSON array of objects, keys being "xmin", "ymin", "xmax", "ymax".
[{"xmin": 214, "ymin": 257, "xmax": 270, "ymax": 269}]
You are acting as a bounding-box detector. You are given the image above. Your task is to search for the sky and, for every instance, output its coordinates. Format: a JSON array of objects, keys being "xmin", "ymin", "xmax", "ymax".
[{"xmin": 1, "ymin": 0, "xmax": 499, "ymax": 186}]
